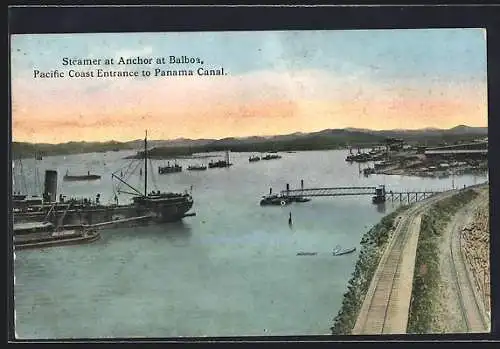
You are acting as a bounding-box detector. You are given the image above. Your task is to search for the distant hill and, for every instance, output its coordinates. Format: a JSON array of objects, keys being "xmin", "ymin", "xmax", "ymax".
[{"xmin": 12, "ymin": 125, "xmax": 488, "ymax": 159}]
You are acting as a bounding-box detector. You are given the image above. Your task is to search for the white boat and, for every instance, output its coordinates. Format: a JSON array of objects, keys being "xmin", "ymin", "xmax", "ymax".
[{"xmin": 332, "ymin": 244, "xmax": 356, "ymax": 256}]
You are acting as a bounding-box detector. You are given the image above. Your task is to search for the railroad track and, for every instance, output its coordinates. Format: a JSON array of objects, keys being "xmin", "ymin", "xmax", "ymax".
[
  {"xmin": 449, "ymin": 198, "xmax": 489, "ymax": 333},
  {"xmin": 353, "ymin": 190, "xmax": 459, "ymax": 334}
]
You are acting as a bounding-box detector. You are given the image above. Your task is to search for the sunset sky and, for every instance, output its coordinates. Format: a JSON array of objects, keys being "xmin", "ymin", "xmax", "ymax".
[{"xmin": 11, "ymin": 29, "xmax": 487, "ymax": 144}]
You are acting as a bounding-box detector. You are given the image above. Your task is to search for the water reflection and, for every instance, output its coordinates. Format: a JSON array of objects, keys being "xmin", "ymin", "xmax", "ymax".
[
  {"xmin": 103, "ymin": 221, "xmax": 193, "ymax": 246},
  {"xmin": 376, "ymin": 202, "xmax": 387, "ymax": 214}
]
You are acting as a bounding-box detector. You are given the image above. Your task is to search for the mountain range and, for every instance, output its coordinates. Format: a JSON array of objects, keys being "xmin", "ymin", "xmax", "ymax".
[
  {"xmin": 12, "ymin": 125, "xmax": 488, "ymax": 158},
  {"xmin": 117, "ymin": 125, "xmax": 488, "ymax": 148}
]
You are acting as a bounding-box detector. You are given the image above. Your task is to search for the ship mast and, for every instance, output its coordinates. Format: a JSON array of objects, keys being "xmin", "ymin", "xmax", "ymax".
[{"xmin": 144, "ymin": 130, "xmax": 148, "ymax": 196}]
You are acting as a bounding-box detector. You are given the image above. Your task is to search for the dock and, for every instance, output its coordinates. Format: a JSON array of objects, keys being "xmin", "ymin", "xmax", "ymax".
[{"xmin": 275, "ymin": 181, "xmax": 445, "ymax": 204}]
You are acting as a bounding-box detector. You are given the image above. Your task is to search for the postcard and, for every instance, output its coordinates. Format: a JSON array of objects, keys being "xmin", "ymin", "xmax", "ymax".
[{"xmin": 10, "ymin": 28, "xmax": 489, "ymax": 339}]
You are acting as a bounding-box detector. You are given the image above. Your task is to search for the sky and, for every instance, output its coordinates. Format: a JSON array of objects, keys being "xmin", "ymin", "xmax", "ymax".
[{"xmin": 10, "ymin": 28, "xmax": 488, "ymax": 144}]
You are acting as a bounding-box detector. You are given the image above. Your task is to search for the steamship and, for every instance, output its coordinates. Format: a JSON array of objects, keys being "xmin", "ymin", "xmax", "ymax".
[{"xmin": 13, "ymin": 131, "xmax": 195, "ymax": 226}]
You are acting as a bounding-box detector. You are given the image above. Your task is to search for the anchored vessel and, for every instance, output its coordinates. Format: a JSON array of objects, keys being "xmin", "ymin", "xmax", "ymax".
[
  {"xmin": 297, "ymin": 252, "xmax": 318, "ymax": 256},
  {"xmin": 13, "ymin": 221, "xmax": 100, "ymax": 250},
  {"xmin": 63, "ymin": 170, "xmax": 101, "ymax": 181},
  {"xmin": 112, "ymin": 131, "xmax": 194, "ymax": 222},
  {"xmin": 158, "ymin": 161, "xmax": 182, "ymax": 174},
  {"xmin": 13, "ymin": 131, "xmax": 194, "ymax": 225},
  {"xmin": 187, "ymin": 164, "xmax": 207, "ymax": 171},
  {"xmin": 208, "ymin": 150, "xmax": 232, "ymax": 168},
  {"xmin": 262, "ymin": 154, "xmax": 282, "ymax": 160}
]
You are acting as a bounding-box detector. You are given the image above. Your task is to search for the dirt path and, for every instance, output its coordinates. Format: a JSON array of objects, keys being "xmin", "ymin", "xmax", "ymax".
[
  {"xmin": 438, "ymin": 189, "xmax": 489, "ymax": 333},
  {"xmin": 352, "ymin": 190, "xmax": 458, "ymax": 335}
]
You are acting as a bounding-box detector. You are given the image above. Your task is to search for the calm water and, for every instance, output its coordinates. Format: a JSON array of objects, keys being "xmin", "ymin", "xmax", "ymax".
[{"xmin": 13, "ymin": 150, "xmax": 488, "ymax": 338}]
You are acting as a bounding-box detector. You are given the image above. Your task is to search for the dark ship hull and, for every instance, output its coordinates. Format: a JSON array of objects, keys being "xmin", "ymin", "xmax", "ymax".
[
  {"xmin": 14, "ymin": 196, "xmax": 194, "ymax": 226},
  {"xmin": 208, "ymin": 161, "xmax": 232, "ymax": 168},
  {"xmin": 132, "ymin": 194, "xmax": 194, "ymax": 222},
  {"xmin": 187, "ymin": 166, "xmax": 207, "ymax": 171},
  {"xmin": 64, "ymin": 174, "xmax": 101, "ymax": 181},
  {"xmin": 259, "ymin": 196, "xmax": 291, "ymax": 206},
  {"xmin": 158, "ymin": 166, "xmax": 182, "ymax": 174},
  {"xmin": 289, "ymin": 196, "xmax": 311, "ymax": 203},
  {"xmin": 13, "ymin": 204, "xmax": 149, "ymax": 226}
]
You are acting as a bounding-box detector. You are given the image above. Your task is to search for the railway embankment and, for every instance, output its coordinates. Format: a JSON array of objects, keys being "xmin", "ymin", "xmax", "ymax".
[
  {"xmin": 406, "ymin": 188, "xmax": 480, "ymax": 333},
  {"xmin": 330, "ymin": 205, "xmax": 409, "ymax": 335}
]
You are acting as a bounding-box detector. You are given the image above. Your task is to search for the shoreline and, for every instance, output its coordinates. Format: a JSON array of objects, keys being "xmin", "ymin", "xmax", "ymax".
[
  {"xmin": 375, "ymin": 168, "xmax": 488, "ymax": 179},
  {"xmin": 331, "ymin": 185, "xmax": 489, "ymax": 335},
  {"xmin": 330, "ymin": 205, "xmax": 409, "ymax": 335}
]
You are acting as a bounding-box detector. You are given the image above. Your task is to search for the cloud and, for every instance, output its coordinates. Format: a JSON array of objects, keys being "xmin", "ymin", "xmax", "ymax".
[{"xmin": 11, "ymin": 67, "xmax": 488, "ymax": 143}]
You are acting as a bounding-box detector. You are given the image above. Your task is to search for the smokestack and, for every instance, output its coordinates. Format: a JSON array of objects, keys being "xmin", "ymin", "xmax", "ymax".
[{"xmin": 44, "ymin": 170, "xmax": 58, "ymax": 203}]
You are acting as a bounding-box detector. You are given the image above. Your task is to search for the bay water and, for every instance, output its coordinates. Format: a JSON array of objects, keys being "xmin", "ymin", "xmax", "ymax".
[{"xmin": 13, "ymin": 150, "xmax": 487, "ymax": 338}]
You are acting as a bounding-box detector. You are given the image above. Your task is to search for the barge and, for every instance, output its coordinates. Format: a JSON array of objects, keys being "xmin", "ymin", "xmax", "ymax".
[{"xmin": 13, "ymin": 221, "xmax": 100, "ymax": 250}]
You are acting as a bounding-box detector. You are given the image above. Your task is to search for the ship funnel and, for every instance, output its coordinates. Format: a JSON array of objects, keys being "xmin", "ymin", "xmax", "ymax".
[{"xmin": 44, "ymin": 170, "xmax": 58, "ymax": 203}]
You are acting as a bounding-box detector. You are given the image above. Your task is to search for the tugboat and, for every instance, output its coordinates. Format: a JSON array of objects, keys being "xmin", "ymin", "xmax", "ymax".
[
  {"xmin": 63, "ymin": 170, "xmax": 101, "ymax": 181},
  {"xmin": 249, "ymin": 155, "xmax": 260, "ymax": 162},
  {"xmin": 158, "ymin": 161, "xmax": 182, "ymax": 174},
  {"xmin": 187, "ymin": 164, "xmax": 207, "ymax": 171}
]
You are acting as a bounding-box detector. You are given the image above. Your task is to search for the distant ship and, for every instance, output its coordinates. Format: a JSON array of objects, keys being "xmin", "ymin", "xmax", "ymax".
[
  {"xmin": 187, "ymin": 164, "xmax": 207, "ymax": 171},
  {"xmin": 262, "ymin": 154, "xmax": 282, "ymax": 160},
  {"xmin": 63, "ymin": 170, "xmax": 101, "ymax": 181},
  {"xmin": 158, "ymin": 161, "xmax": 182, "ymax": 174},
  {"xmin": 297, "ymin": 252, "xmax": 318, "ymax": 256},
  {"xmin": 208, "ymin": 150, "xmax": 232, "ymax": 168}
]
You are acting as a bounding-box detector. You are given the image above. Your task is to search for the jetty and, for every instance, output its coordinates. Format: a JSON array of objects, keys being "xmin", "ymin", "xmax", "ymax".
[{"xmin": 263, "ymin": 180, "xmax": 445, "ymax": 205}]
